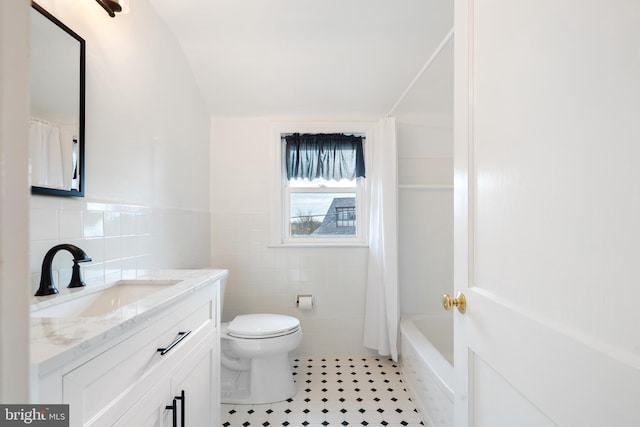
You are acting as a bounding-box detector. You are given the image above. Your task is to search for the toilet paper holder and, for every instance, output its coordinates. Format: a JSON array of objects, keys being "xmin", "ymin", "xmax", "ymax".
[{"xmin": 296, "ymin": 294, "xmax": 313, "ymax": 306}]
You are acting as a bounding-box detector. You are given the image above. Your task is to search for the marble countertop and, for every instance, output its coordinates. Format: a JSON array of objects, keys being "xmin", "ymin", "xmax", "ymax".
[{"xmin": 30, "ymin": 269, "xmax": 228, "ymax": 376}]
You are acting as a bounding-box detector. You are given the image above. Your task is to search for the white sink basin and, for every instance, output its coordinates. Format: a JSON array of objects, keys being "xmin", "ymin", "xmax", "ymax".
[{"xmin": 31, "ymin": 280, "xmax": 181, "ymax": 318}]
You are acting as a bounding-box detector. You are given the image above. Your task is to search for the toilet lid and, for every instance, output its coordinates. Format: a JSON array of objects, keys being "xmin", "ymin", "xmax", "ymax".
[{"xmin": 227, "ymin": 314, "xmax": 300, "ymax": 338}]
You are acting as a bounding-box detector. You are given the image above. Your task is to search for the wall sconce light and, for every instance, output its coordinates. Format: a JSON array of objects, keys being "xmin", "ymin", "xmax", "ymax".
[{"xmin": 95, "ymin": 0, "xmax": 128, "ymax": 17}]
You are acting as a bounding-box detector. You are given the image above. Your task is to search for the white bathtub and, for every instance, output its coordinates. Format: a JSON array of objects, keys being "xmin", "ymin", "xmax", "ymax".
[{"xmin": 400, "ymin": 314, "xmax": 454, "ymax": 427}]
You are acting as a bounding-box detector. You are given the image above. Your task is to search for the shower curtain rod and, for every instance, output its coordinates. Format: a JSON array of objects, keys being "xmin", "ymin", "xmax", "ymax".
[{"xmin": 386, "ymin": 26, "xmax": 454, "ymax": 117}]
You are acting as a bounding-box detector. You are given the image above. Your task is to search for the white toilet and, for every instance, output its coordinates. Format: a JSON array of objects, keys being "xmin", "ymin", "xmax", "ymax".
[{"xmin": 219, "ymin": 282, "xmax": 303, "ymax": 404}]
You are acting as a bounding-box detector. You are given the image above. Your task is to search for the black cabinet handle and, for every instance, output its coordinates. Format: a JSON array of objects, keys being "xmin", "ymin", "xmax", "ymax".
[
  {"xmin": 165, "ymin": 398, "xmax": 177, "ymax": 427},
  {"xmin": 166, "ymin": 390, "xmax": 186, "ymax": 427},
  {"xmin": 157, "ymin": 331, "xmax": 191, "ymax": 356}
]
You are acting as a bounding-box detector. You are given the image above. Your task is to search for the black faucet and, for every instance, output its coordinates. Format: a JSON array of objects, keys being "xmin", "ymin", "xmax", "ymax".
[{"xmin": 35, "ymin": 244, "xmax": 92, "ymax": 296}]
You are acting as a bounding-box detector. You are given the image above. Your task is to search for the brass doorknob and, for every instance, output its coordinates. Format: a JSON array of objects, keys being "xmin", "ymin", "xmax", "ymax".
[{"xmin": 443, "ymin": 292, "xmax": 466, "ymax": 314}]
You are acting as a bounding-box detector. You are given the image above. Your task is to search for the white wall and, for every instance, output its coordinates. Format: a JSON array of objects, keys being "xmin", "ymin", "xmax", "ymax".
[
  {"xmin": 0, "ymin": 0, "xmax": 30, "ymax": 403},
  {"xmin": 394, "ymin": 37, "xmax": 454, "ymax": 317},
  {"xmin": 29, "ymin": 0, "xmax": 211, "ymax": 292},
  {"xmin": 210, "ymin": 118, "xmax": 372, "ymax": 356},
  {"xmin": 396, "ymin": 115, "xmax": 453, "ymax": 316}
]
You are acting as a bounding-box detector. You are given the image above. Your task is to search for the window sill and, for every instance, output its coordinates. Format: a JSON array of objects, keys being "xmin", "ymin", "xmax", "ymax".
[{"xmin": 267, "ymin": 243, "xmax": 369, "ymax": 249}]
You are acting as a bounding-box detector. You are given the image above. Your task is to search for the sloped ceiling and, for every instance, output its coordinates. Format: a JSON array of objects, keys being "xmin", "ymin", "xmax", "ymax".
[{"xmin": 149, "ymin": 0, "xmax": 453, "ymax": 117}]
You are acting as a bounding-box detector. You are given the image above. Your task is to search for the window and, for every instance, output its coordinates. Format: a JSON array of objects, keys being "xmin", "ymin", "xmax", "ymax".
[
  {"xmin": 276, "ymin": 130, "xmax": 368, "ymax": 245},
  {"xmin": 336, "ymin": 206, "xmax": 356, "ymax": 227}
]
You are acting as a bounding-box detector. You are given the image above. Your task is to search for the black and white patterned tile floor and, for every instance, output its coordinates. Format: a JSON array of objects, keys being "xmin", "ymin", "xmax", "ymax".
[{"xmin": 221, "ymin": 356, "xmax": 427, "ymax": 427}]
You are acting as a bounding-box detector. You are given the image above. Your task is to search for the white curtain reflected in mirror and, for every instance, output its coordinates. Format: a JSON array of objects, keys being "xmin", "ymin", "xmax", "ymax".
[{"xmin": 29, "ymin": 118, "xmax": 79, "ymax": 190}]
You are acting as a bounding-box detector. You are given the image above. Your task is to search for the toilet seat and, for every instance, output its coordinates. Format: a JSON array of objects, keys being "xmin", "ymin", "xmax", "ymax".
[{"xmin": 227, "ymin": 313, "xmax": 300, "ymax": 339}]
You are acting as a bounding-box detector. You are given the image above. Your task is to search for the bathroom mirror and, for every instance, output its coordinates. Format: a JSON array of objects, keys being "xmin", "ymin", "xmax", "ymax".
[{"xmin": 30, "ymin": 2, "xmax": 85, "ymax": 197}]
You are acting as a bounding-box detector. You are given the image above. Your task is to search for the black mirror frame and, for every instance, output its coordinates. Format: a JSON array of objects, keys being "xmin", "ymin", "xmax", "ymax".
[{"xmin": 30, "ymin": 2, "xmax": 86, "ymax": 197}]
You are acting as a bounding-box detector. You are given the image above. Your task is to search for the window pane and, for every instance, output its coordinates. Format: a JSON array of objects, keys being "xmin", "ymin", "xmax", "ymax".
[{"xmin": 290, "ymin": 192, "xmax": 357, "ymax": 236}]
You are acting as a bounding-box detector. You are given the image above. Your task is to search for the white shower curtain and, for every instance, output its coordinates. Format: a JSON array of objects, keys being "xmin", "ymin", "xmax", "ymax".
[
  {"xmin": 29, "ymin": 119, "xmax": 65, "ymax": 188},
  {"xmin": 363, "ymin": 117, "xmax": 399, "ymax": 361}
]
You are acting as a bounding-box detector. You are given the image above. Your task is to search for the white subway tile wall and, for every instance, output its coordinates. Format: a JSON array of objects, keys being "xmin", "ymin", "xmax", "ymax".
[
  {"xmin": 211, "ymin": 212, "xmax": 371, "ymax": 357},
  {"xmin": 29, "ymin": 197, "xmax": 211, "ymax": 294}
]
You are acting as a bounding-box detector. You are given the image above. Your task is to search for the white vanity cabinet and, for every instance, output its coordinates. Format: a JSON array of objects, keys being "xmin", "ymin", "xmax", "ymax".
[
  {"xmin": 115, "ymin": 334, "xmax": 218, "ymax": 427},
  {"xmin": 32, "ymin": 271, "xmax": 224, "ymax": 427}
]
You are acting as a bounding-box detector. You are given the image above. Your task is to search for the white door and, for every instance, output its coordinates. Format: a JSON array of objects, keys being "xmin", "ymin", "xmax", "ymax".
[{"xmin": 453, "ymin": 1, "xmax": 640, "ymax": 426}]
